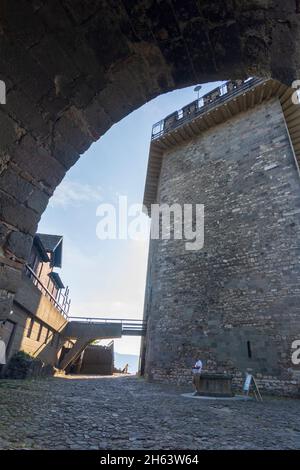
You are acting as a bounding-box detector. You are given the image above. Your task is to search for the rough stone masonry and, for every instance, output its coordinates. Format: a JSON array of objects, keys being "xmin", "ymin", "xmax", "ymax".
[
  {"xmin": 2, "ymin": 0, "xmax": 300, "ymax": 321},
  {"xmin": 143, "ymin": 96, "xmax": 300, "ymax": 396}
]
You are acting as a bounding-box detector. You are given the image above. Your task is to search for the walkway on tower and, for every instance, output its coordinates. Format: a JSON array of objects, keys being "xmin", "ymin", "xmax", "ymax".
[{"xmin": 59, "ymin": 317, "xmax": 146, "ymax": 371}]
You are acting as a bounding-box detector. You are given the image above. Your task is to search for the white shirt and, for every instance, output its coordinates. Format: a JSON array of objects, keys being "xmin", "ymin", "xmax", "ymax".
[
  {"xmin": 0, "ymin": 340, "xmax": 6, "ymax": 364},
  {"xmin": 192, "ymin": 359, "xmax": 202, "ymax": 374}
]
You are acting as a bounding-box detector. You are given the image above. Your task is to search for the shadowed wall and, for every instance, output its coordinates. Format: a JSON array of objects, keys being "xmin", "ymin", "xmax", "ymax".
[{"xmin": 1, "ymin": 1, "xmax": 300, "ymax": 318}]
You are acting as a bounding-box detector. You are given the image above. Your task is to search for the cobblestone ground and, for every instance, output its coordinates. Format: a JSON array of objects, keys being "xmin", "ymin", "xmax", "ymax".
[{"xmin": 0, "ymin": 375, "xmax": 300, "ymax": 450}]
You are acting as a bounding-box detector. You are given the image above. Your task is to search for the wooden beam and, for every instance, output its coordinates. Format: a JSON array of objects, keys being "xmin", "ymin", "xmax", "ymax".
[
  {"xmin": 276, "ymin": 82, "xmax": 288, "ymax": 99},
  {"xmin": 286, "ymin": 115, "xmax": 300, "ymax": 128},
  {"xmin": 280, "ymin": 91, "xmax": 294, "ymax": 109},
  {"xmin": 189, "ymin": 120, "xmax": 202, "ymax": 135},
  {"xmin": 286, "ymin": 123, "xmax": 300, "ymax": 134},
  {"xmin": 265, "ymin": 81, "xmax": 275, "ymax": 100},
  {"xmin": 241, "ymin": 92, "xmax": 247, "ymax": 112},
  {"xmin": 186, "ymin": 122, "xmax": 200, "ymax": 137},
  {"xmin": 258, "ymin": 83, "xmax": 266, "ymax": 104},
  {"xmin": 179, "ymin": 125, "xmax": 192, "ymax": 141},
  {"xmin": 283, "ymin": 105, "xmax": 300, "ymax": 120},
  {"xmin": 171, "ymin": 130, "xmax": 184, "ymax": 145},
  {"xmin": 223, "ymin": 103, "xmax": 233, "ymax": 118}
]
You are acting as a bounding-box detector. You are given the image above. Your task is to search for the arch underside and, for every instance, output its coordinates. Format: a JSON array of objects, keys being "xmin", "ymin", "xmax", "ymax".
[{"xmin": 1, "ymin": 1, "xmax": 300, "ymax": 318}]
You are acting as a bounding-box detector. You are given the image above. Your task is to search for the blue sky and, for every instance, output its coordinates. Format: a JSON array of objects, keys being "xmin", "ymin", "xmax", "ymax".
[{"xmin": 38, "ymin": 81, "xmax": 222, "ymax": 358}]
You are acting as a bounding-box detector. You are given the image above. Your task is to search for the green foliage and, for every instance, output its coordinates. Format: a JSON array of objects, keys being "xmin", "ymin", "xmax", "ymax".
[
  {"xmin": 11, "ymin": 350, "xmax": 34, "ymax": 362},
  {"xmin": 5, "ymin": 351, "xmax": 39, "ymax": 379}
]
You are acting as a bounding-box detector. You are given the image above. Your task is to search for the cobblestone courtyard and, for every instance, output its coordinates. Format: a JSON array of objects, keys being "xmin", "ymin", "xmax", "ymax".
[{"xmin": 0, "ymin": 375, "xmax": 300, "ymax": 450}]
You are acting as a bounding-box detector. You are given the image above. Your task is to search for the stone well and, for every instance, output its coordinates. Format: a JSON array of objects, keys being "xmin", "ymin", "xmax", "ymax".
[{"xmin": 194, "ymin": 373, "xmax": 234, "ymax": 398}]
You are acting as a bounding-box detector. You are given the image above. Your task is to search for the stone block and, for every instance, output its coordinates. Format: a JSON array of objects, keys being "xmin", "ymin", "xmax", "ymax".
[
  {"xmin": 0, "ymin": 290, "xmax": 15, "ymax": 319},
  {"xmin": 0, "ymin": 223, "xmax": 9, "ymax": 246},
  {"xmin": 52, "ymin": 134, "xmax": 80, "ymax": 169},
  {"xmin": 11, "ymin": 134, "xmax": 66, "ymax": 190},
  {"xmin": 0, "ymin": 167, "xmax": 34, "ymax": 204},
  {"xmin": 83, "ymin": 98, "xmax": 112, "ymax": 141},
  {"xmin": 26, "ymin": 188, "xmax": 49, "ymax": 214},
  {"xmin": 54, "ymin": 107, "xmax": 93, "ymax": 155},
  {"xmin": 5, "ymin": 88, "xmax": 50, "ymax": 139},
  {"xmin": 6, "ymin": 230, "xmax": 33, "ymax": 262},
  {"xmin": 0, "ymin": 190, "xmax": 39, "ymax": 234},
  {"xmin": 0, "ymin": 109, "xmax": 19, "ymax": 152},
  {"xmin": 0, "ymin": 264, "xmax": 22, "ymax": 292}
]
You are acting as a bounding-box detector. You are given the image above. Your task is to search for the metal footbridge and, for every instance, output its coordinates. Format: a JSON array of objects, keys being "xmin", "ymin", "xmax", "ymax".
[
  {"xmin": 59, "ymin": 317, "xmax": 146, "ymax": 371},
  {"xmin": 68, "ymin": 316, "xmax": 146, "ymax": 336}
]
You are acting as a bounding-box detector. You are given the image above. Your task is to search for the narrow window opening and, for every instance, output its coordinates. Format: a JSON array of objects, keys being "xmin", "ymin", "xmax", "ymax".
[
  {"xmin": 247, "ymin": 340, "xmax": 252, "ymax": 359},
  {"xmin": 27, "ymin": 318, "xmax": 34, "ymax": 338},
  {"xmin": 36, "ymin": 323, "xmax": 43, "ymax": 342}
]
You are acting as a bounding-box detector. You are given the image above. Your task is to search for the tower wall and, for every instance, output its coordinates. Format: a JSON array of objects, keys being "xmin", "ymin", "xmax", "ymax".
[{"xmin": 143, "ymin": 97, "xmax": 300, "ymax": 396}]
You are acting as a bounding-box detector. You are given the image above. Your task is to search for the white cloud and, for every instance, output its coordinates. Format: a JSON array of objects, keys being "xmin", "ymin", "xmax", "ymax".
[{"xmin": 49, "ymin": 180, "xmax": 103, "ymax": 208}]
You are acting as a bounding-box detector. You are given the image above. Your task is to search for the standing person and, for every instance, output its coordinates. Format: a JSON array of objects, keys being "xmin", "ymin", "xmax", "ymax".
[
  {"xmin": 0, "ymin": 321, "xmax": 7, "ymax": 369},
  {"xmin": 192, "ymin": 359, "xmax": 203, "ymax": 391}
]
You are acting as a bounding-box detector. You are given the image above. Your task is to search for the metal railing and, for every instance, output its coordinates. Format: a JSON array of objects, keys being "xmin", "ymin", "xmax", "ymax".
[
  {"xmin": 151, "ymin": 77, "xmax": 266, "ymax": 140},
  {"xmin": 68, "ymin": 316, "xmax": 146, "ymax": 334},
  {"xmin": 25, "ymin": 264, "xmax": 70, "ymax": 319}
]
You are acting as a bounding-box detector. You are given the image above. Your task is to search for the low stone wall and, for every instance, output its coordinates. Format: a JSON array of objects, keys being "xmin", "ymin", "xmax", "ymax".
[
  {"xmin": 232, "ymin": 374, "xmax": 300, "ymax": 398},
  {"xmin": 148, "ymin": 368, "xmax": 300, "ymax": 398},
  {"xmin": 2, "ymin": 351, "xmax": 55, "ymax": 379}
]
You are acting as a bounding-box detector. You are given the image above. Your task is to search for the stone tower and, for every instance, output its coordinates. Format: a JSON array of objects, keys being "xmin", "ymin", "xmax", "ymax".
[{"xmin": 141, "ymin": 78, "xmax": 300, "ymax": 396}]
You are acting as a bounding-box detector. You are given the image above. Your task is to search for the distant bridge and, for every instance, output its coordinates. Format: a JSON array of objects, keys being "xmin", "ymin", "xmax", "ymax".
[{"xmin": 68, "ymin": 316, "xmax": 146, "ymax": 336}]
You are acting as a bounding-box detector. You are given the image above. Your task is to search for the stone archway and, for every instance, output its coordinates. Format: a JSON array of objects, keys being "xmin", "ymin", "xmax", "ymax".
[{"xmin": 1, "ymin": 0, "xmax": 300, "ymax": 318}]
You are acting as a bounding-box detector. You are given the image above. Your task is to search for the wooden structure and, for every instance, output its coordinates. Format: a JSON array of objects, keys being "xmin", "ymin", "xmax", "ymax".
[{"xmin": 194, "ymin": 372, "xmax": 234, "ymax": 398}]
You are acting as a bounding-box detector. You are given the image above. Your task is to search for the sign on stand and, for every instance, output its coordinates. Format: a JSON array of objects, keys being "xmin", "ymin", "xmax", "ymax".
[{"xmin": 243, "ymin": 373, "xmax": 263, "ymax": 401}]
